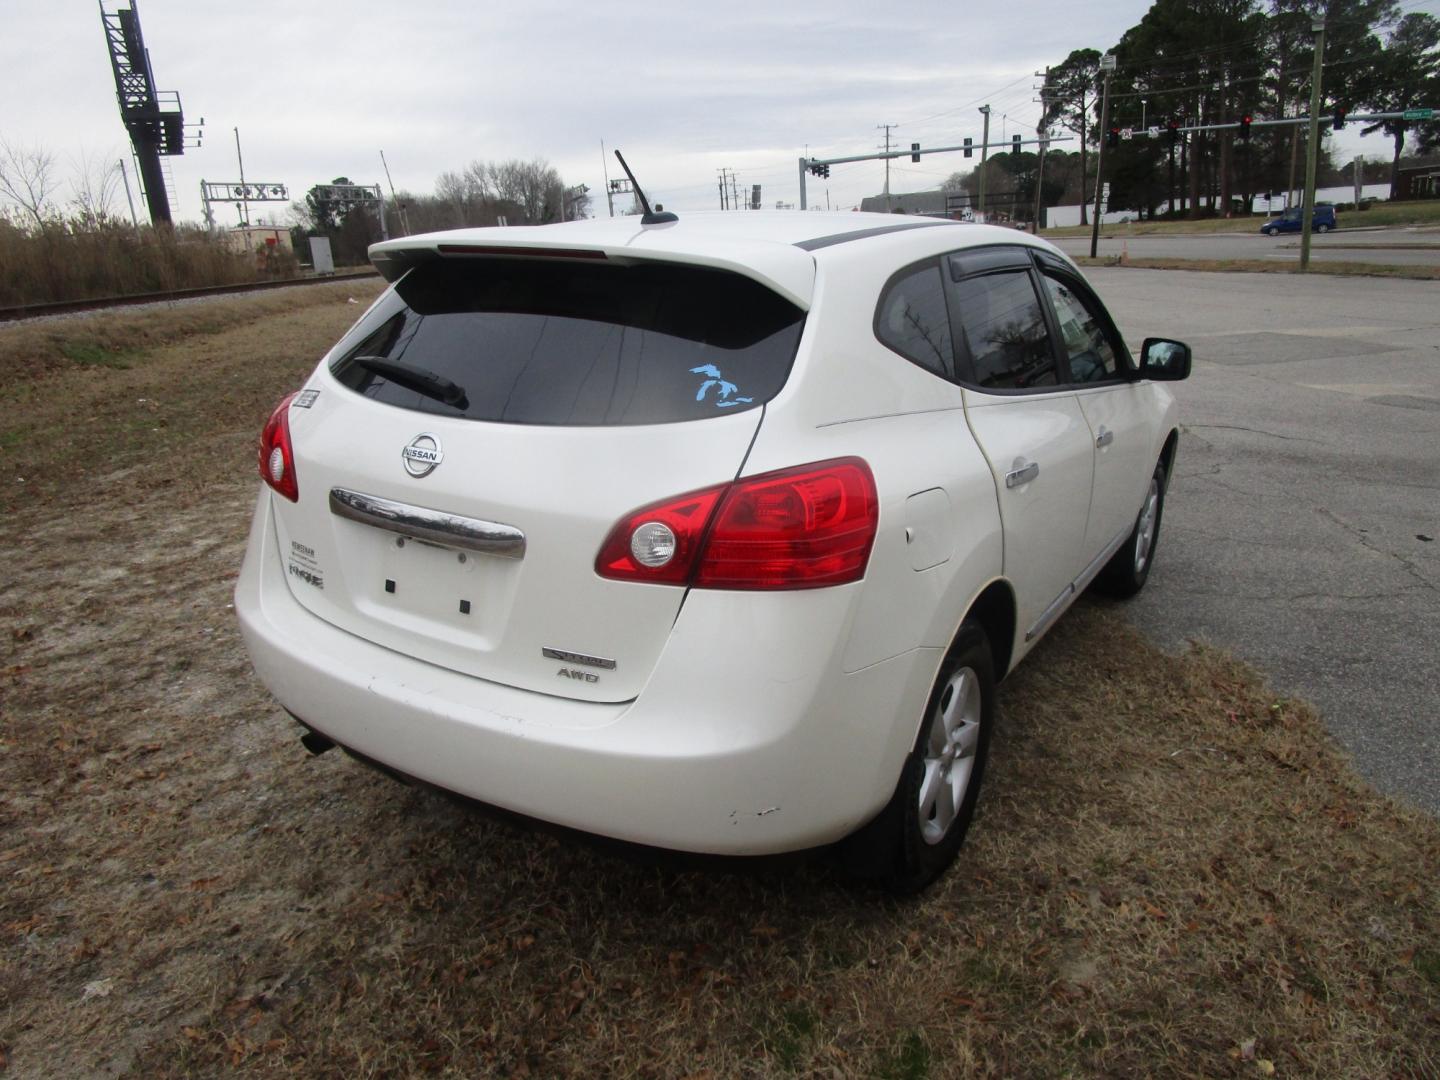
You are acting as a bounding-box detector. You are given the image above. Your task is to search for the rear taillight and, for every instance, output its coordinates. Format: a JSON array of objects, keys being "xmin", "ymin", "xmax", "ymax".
[
  {"xmin": 595, "ymin": 458, "xmax": 878, "ymax": 590},
  {"xmin": 258, "ymin": 392, "xmax": 299, "ymax": 502},
  {"xmin": 595, "ymin": 484, "xmax": 726, "ymax": 585}
]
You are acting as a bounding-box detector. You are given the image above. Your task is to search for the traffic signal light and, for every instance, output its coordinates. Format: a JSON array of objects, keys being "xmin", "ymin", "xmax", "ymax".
[
  {"xmin": 1107, "ymin": 127, "xmax": 1120, "ymax": 148},
  {"xmin": 963, "ymin": 137, "xmax": 973, "ymax": 159},
  {"xmin": 1239, "ymin": 113, "xmax": 1253, "ymax": 141},
  {"xmin": 1012, "ymin": 134, "xmax": 1022, "ymax": 154},
  {"xmin": 911, "ymin": 142, "xmax": 920, "ymax": 163},
  {"xmin": 1333, "ymin": 105, "xmax": 1348, "ymax": 130},
  {"xmin": 807, "ymin": 161, "xmax": 830, "ymax": 179},
  {"xmin": 1166, "ymin": 118, "xmax": 1180, "ymax": 145}
]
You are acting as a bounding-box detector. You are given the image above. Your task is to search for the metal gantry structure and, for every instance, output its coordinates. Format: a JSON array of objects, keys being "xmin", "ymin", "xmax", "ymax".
[
  {"xmin": 99, "ymin": 1, "xmax": 199, "ymax": 225},
  {"xmin": 200, "ymin": 182, "xmax": 290, "ymax": 230}
]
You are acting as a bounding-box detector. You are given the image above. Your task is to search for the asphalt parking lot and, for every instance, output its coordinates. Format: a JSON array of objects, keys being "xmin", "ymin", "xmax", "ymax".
[{"xmin": 1088, "ymin": 267, "xmax": 1439, "ymax": 814}]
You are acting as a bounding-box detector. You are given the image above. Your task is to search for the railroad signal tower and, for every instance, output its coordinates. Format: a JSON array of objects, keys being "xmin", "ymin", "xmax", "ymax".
[{"xmin": 99, "ymin": 2, "xmax": 199, "ymax": 225}]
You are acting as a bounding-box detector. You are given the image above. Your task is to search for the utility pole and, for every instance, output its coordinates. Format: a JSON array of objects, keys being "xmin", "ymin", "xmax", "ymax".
[
  {"xmin": 601, "ymin": 141, "xmax": 614, "ymax": 217},
  {"xmin": 233, "ymin": 127, "xmax": 249, "ymax": 227},
  {"xmin": 1168, "ymin": 131, "xmax": 1178, "ymax": 217},
  {"xmin": 379, "ymin": 150, "xmax": 409, "ymax": 235},
  {"xmin": 1300, "ymin": 17, "xmax": 1325, "ymax": 272},
  {"xmin": 117, "ymin": 158, "xmax": 140, "ymax": 235},
  {"xmin": 1033, "ymin": 78, "xmax": 1050, "ymax": 232},
  {"xmin": 977, "ymin": 106, "xmax": 991, "ymax": 220},
  {"xmin": 877, "ymin": 123, "xmax": 897, "ymax": 210},
  {"xmin": 1089, "ymin": 53, "xmax": 1116, "ymax": 259},
  {"xmin": 718, "ymin": 169, "xmax": 729, "ymax": 210}
]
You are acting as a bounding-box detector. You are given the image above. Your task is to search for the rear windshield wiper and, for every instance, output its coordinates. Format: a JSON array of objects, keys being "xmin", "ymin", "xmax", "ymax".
[{"xmin": 351, "ymin": 355, "xmax": 469, "ymax": 410}]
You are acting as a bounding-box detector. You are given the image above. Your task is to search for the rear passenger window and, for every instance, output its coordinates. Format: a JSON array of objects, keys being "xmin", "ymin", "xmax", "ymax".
[
  {"xmin": 875, "ymin": 263, "xmax": 953, "ymax": 378},
  {"xmin": 1042, "ymin": 275, "xmax": 1119, "ymax": 383},
  {"xmin": 951, "ymin": 270, "xmax": 1057, "ymax": 390}
]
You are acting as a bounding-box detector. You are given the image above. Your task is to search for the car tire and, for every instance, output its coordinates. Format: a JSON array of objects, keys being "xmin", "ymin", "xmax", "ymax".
[
  {"xmin": 1263, "ymin": 226, "xmax": 1278, "ymax": 236},
  {"xmin": 843, "ymin": 622, "xmax": 996, "ymax": 894},
  {"xmin": 1316, "ymin": 223, "xmax": 1330, "ymax": 233},
  {"xmin": 1095, "ymin": 459, "xmax": 1167, "ymax": 598}
]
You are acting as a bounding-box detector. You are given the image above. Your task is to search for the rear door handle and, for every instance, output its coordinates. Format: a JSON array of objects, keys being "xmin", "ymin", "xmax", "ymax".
[
  {"xmin": 1095, "ymin": 426, "xmax": 1114, "ymax": 448},
  {"xmin": 1005, "ymin": 461, "xmax": 1040, "ymax": 488}
]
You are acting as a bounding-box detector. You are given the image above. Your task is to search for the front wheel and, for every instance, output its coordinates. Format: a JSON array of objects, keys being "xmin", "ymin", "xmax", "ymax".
[
  {"xmin": 846, "ymin": 623, "xmax": 996, "ymax": 893},
  {"xmin": 1316, "ymin": 223, "xmax": 1330, "ymax": 233},
  {"xmin": 1095, "ymin": 459, "xmax": 1167, "ymax": 598},
  {"xmin": 1263, "ymin": 226, "xmax": 1278, "ymax": 236}
]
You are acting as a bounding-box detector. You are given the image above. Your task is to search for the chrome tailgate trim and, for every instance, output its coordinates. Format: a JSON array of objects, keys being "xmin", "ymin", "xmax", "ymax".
[{"xmin": 329, "ymin": 487, "xmax": 526, "ymax": 559}]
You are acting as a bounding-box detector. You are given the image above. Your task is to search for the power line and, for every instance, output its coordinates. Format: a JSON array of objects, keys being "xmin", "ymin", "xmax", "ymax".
[{"xmin": 893, "ymin": 72, "xmax": 1035, "ymax": 128}]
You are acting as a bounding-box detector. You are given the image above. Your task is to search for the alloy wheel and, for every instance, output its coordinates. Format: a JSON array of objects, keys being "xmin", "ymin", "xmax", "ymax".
[
  {"xmin": 1134, "ymin": 477, "xmax": 1160, "ymax": 573},
  {"xmin": 918, "ymin": 666, "xmax": 982, "ymax": 845}
]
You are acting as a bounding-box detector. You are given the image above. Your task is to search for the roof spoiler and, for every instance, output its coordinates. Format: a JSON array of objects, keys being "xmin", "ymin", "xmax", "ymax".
[
  {"xmin": 370, "ymin": 242, "xmax": 612, "ymax": 283},
  {"xmin": 370, "ymin": 245, "xmax": 439, "ymax": 284}
]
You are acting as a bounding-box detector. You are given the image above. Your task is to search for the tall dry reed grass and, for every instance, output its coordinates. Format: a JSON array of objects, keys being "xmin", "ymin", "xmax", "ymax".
[{"xmin": 0, "ymin": 217, "xmax": 294, "ymax": 307}]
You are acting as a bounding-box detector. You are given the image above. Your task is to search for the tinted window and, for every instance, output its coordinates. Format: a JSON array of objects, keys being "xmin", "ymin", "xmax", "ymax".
[
  {"xmin": 329, "ymin": 259, "xmax": 805, "ymax": 425},
  {"xmin": 951, "ymin": 270, "xmax": 1057, "ymax": 390},
  {"xmin": 1042, "ymin": 274, "xmax": 1118, "ymax": 383},
  {"xmin": 875, "ymin": 263, "xmax": 953, "ymax": 378}
]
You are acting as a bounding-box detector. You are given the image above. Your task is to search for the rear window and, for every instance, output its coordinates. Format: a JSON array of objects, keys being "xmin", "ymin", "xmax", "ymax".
[{"xmin": 329, "ymin": 258, "xmax": 805, "ymax": 425}]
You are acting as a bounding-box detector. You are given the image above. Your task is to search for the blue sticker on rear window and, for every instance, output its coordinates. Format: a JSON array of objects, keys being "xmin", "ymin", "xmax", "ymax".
[{"xmin": 691, "ymin": 363, "xmax": 754, "ymax": 408}]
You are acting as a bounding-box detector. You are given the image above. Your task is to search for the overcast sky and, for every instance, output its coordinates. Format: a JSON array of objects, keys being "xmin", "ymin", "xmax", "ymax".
[{"xmin": 0, "ymin": 0, "xmax": 1426, "ymax": 226}]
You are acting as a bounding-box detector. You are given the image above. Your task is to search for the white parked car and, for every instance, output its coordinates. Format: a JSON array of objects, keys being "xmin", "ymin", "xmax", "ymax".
[{"xmin": 235, "ymin": 211, "xmax": 1189, "ymax": 891}]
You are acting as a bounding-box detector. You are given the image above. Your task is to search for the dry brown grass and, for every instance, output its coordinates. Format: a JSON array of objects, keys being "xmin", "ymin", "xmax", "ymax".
[
  {"xmin": 0, "ymin": 280, "xmax": 385, "ymax": 518},
  {"xmin": 0, "ymin": 278, "xmax": 382, "ymax": 384},
  {"xmin": 1, "ymin": 290, "xmax": 1437, "ymax": 1078}
]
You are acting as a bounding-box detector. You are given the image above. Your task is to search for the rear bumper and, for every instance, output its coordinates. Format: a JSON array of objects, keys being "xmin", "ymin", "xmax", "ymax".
[{"xmin": 235, "ymin": 488, "xmax": 938, "ymax": 855}]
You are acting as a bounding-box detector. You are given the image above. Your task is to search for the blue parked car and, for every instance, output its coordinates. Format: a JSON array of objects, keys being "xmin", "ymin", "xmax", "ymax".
[{"xmin": 1260, "ymin": 204, "xmax": 1336, "ymax": 235}]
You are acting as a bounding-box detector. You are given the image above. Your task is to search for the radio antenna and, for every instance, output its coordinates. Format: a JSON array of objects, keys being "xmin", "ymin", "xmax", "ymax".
[{"xmin": 612, "ymin": 150, "xmax": 678, "ymax": 225}]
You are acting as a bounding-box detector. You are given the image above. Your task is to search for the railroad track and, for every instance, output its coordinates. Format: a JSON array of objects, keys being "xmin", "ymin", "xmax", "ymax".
[{"xmin": 0, "ymin": 269, "xmax": 380, "ymax": 324}]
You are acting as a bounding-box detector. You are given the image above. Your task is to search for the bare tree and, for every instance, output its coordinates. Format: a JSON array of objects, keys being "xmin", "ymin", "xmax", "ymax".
[
  {"xmin": 487, "ymin": 159, "xmax": 563, "ymax": 223},
  {"xmin": 0, "ymin": 136, "xmax": 59, "ymax": 227},
  {"xmin": 460, "ymin": 161, "xmax": 494, "ymax": 202},
  {"xmin": 69, "ymin": 148, "xmax": 124, "ymax": 226}
]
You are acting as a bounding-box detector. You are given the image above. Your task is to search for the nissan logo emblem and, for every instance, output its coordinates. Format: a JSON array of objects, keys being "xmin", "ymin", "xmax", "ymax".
[{"xmin": 401, "ymin": 433, "xmax": 443, "ymax": 478}]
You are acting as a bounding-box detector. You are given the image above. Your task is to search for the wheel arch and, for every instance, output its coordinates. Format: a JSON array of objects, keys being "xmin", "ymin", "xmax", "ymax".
[
  {"xmin": 1159, "ymin": 426, "xmax": 1180, "ymax": 486},
  {"xmin": 960, "ymin": 578, "xmax": 1017, "ymax": 680}
]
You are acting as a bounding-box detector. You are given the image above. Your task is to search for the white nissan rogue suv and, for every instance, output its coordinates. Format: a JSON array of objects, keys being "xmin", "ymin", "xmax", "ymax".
[{"xmin": 235, "ymin": 211, "xmax": 1189, "ymax": 891}]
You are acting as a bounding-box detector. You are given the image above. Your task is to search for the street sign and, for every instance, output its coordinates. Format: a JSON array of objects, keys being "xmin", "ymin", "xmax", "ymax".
[
  {"xmin": 1120, "ymin": 128, "xmax": 1134, "ymax": 140},
  {"xmin": 1402, "ymin": 108, "xmax": 1434, "ymax": 121},
  {"xmin": 1147, "ymin": 126, "xmax": 1161, "ymax": 138}
]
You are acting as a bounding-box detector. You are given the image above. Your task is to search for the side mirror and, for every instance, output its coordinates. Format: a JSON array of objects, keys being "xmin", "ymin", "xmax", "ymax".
[{"xmin": 1138, "ymin": 337, "xmax": 1191, "ymax": 381}]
